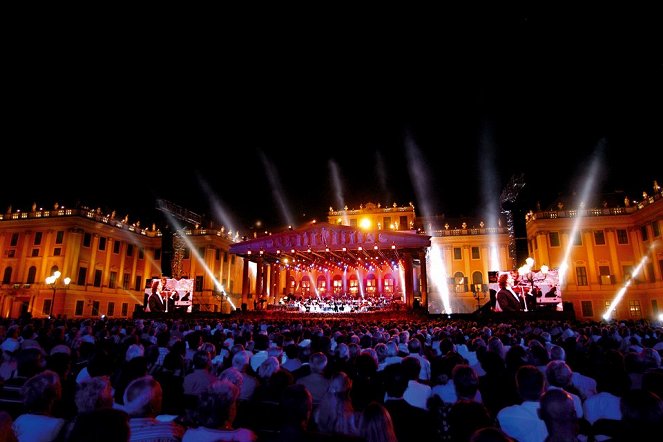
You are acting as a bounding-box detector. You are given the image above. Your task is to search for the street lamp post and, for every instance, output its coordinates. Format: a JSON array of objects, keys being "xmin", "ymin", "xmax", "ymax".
[
  {"xmin": 472, "ymin": 283, "xmax": 487, "ymax": 311},
  {"xmin": 45, "ymin": 271, "xmax": 71, "ymax": 317}
]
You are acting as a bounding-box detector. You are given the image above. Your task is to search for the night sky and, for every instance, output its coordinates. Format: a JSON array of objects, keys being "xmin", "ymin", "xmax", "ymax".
[{"xmin": 4, "ymin": 7, "xmax": 661, "ymax": 236}]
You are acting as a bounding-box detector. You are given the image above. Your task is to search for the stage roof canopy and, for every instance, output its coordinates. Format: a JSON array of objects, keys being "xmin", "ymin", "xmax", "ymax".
[{"xmin": 229, "ymin": 222, "xmax": 431, "ymax": 272}]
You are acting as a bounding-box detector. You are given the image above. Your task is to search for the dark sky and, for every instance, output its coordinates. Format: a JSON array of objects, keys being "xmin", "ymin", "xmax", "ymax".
[{"xmin": 4, "ymin": 7, "xmax": 662, "ymax": 235}]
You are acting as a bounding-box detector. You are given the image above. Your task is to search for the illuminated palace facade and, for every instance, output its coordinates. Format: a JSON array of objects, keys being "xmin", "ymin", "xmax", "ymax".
[
  {"xmin": 524, "ymin": 185, "xmax": 663, "ymax": 321},
  {"xmin": 0, "ymin": 187, "xmax": 661, "ymax": 321},
  {"xmin": 0, "ymin": 206, "xmax": 245, "ymax": 319}
]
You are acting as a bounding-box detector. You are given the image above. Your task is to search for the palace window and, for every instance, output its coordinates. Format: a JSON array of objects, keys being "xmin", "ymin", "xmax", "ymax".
[
  {"xmin": 383, "ymin": 276, "xmax": 394, "ymax": 295},
  {"xmin": 594, "ymin": 230, "xmax": 605, "ymax": 245},
  {"xmin": 581, "ymin": 301, "xmax": 594, "ymax": 317},
  {"xmin": 576, "ymin": 266, "xmax": 588, "ymax": 286},
  {"xmin": 333, "ymin": 276, "xmax": 343, "ymax": 295},
  {"xmin": 549, "ymin": 232, "xmax": 560, "ymax": 247},
  {"xmin": 617, "ymin": 229, "xmax": 628, "ymax": 244}
]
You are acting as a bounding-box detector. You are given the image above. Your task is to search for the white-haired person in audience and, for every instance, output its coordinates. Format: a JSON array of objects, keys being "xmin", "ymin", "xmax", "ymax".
[
  {"xmin": 122, "ymin": 375, "xmax": 184, "ymax": 442},
  {"xmin": 12, "ymin": 370, "xmax": 66, "ymax": 442},
  {"xmin": 549, "ymin": 345, "xmax": 597, "ymax": 400},
  {"xmin": 545, "ymin": 360, "xmax": 584, "ymax": 419},
  {"xmin": 296, "ymin": 352, "xmax": 331, "ymax": 406},
  {"xmin": 183, "ymin": 380, "xmax": 256, "ymax": 442},
  {"xmin": 231, "ymin": 350, "xmax": 257, "ymax": 401}
]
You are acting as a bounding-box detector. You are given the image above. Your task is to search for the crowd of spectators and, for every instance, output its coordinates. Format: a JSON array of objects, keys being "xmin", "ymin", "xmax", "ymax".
[{"xmin": 0, "ymin": 312, "xmax": 662, "ymax": 441}]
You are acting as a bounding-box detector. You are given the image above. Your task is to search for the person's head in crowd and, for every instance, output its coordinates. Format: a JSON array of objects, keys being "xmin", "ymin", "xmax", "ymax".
[
  {"xmin": 258, "ymin": 356, "xmax": 280, "ymax": 381},
  {"xmin": 355, "ymin": 352, "xmax": 379, "ymax": 378},
  {"xmin": 452, "ymin": 364, "xmax": 480, "ymax": 400},
  {"xmin": 641, "ymin": 347, "xmax": 661, "ymax": 370},
  {"xmin": 360, "ymin": 348, "xmax": 379, "ymax": 367},
  {"xmin": 47, "ymin": 351, "xmax": 72, "ymax": 382},
  {"xmin": 309, "ymin": 352, "xmax": 328, "ymax": 374},
  {"xmin": 538, "ymin": 388, "xmax": 578, "ymax": 440},
  {"xmin": 401, "ymin": 356, "xmax": 421, "ymax": 381},
  {"xmin": 75, "ymin": 376, "xmax": 114, "ymax": 413},
  {"xmin": 515, "ymin": 365, "xmax": 545, "ymax": 402},
  {"xmin": 374, "ymin": 343, "xmax": 388, "ymax": 362},
  {"xmin": 67, "ymin": 408, "xmax": 130, "ymax": 442},
  {"xmin": 505, "ymin": 345, "xmax": 529, "ymax": 371},
  {"xmin": 549, "ymin": 345, "xmax": 566, "ymax": 361},
  {"xmin": 528, "ymin": 345, "xmax": 550, "ymax": 367},
  {"xmin": 359, "ymin": 401, "xmax": 398, "ymax": 442},
  {"xmin": 192, "ymin": 350, "xmax": 211, "ymax": 371},
  {"xmin": 122, "ymin": 375, "xmax": 163, "ymax": 418},
  {"xmin": 194, "ymin": 380, "xmax": 241, "ymax": 430},
  {"xmin": 231, "ymin": 350, "xmax": 252, "ymax": 372},
  {"xmin": 219, "ymin": 367, "xmax": 244, "ymax": 389},
  {"xmin": 408, "ymin": 337, "xmax": 422, "ymax": 355},
  {"xmin": 487, "ymin": 336, "xmax": 505, "ymax": 359},
  {"xmin": 21, "ymin": 369, "xmax": 62, "ymax": 415},
  {"xmin": 383, "ymin": 363, "xmax": 408, "ymax": 399},
  {"xmin": 470, "ymin": 427, "xmax": 516, "ymax": 442},
  {"xmin": 125, "ymin": 344, "xmax": 144, "ymax": 362},
  {"xmin": 545, "ymin": 360, "xmax": 573, "ymax": 389},
  {"xmin": 316, "ymin": 371, "xmax": 356, "ymax": 435},
  {"xmin": 284, "ymin": 343, "xmax": 300, "ymax": 361}
]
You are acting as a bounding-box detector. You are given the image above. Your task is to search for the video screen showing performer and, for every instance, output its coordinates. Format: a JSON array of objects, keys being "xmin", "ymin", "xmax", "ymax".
[
  {"xmin": 145, "ymin": 277, "xmax": 194, "ymax": 313},
  {"xmin": 488, "ymin": 268, "xmax": 562, "ymax": 312}
]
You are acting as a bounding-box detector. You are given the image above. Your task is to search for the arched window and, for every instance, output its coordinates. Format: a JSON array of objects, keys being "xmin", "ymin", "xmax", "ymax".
[
  {"xmin": 383, "ymin": 273, "xmax": 394, "ymax": 295},
  {"xmin": 454, "ymin": 271, "xmax": 467, "ymax": 293},
  {"xmin": 317, "ymin": 275, "xmax": 327, "ymax": 294},
  {"xmin": 50, "ymin": 265, "xmax": 59, "ymax": 275},
  {"xmin": 27, "ymin": 266, "xmax": 37, "ymax": 284},
  {"xmin": 472, "ymin": 271, "xmax": 483, "ymax": 285},
  {"xmin": 300, "ymin": 275, "xmax": 311, "ymax": 297},
  {"xmin": 366, "ymin": 274, "xmax": 377, "ymax": 296},
  {"xmin": 348, "ymin": 274, "xmax": 359, "ymax": 295},
  {"xmin": 332, "ymin": 274, "xmax": 343, "ymax": 295},
  {"xmin": 2, "ymin": 267, "xmax": 12, "ymax": 284},
  {"xmin": 287, "ymin": 277, "xmax": 296, "ymax": 294}
]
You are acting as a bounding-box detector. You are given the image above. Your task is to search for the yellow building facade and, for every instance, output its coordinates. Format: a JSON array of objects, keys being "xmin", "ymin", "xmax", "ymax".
[
  {"xmin": 0, "ymin": 206, "xmax": 247, "ymax": 319},
  {"xmin": 525, "ymin": 189, "xmax": 663, "ymax": 321}
]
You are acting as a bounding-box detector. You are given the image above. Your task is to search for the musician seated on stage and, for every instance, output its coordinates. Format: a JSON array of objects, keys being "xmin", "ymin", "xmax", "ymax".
[{"xmin": 544, "ymin": 286, "xmax": 558, "ymax": 298}]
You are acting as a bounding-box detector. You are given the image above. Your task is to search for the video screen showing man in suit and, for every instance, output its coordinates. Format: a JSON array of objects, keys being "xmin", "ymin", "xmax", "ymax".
[
  {"xmin": 145, "ymin": 277, "xmax": 194, "ymax": 313},
  {"xmin": 489, "ymin": 269, "xmax": 562, "ymax": 312}
]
